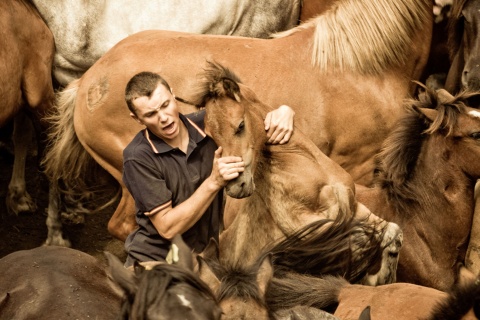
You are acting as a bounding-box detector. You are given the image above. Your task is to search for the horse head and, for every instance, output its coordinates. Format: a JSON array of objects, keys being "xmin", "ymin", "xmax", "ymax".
[
  {"xmin": 446, "ymin": 0, "xmax": 480, "ymax": 92},
  {"xmin": 194, "ymin": 61, "xmax": 268, "ymax": 198},
  {"xmin": 105, "ymin": 235, "xmax": 222, "ymax": 319},
  {"xmin": 197, "ymin": 238, "xmax": 272, "ymax": 320}
]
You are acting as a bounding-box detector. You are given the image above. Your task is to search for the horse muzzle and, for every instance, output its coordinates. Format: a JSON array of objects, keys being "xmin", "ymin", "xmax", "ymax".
[{"xmin": 225, "ymin": 170, "xmax": 255, "ymax": 198}]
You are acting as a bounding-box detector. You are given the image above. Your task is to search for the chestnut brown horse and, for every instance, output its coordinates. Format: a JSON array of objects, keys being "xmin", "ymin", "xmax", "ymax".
[
  {"xmin": 1, "ymin": 0, "xmax": 55, "ymax": 216},
  {"xmin": 267, "ymin": 273, "xmax": 480, "ymax": 320},
  {"xmin": 193, "ymin": 62, "xmax": 402, "ymax": 285},
  {"xmin": 355, "ymin": 86, "xmax": 480, "ymax": 291},
  {"xmin": 42, "ymin": 0, "xmax": 432, "ymax": 245}
]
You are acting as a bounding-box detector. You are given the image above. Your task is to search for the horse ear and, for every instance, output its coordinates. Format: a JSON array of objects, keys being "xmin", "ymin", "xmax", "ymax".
[
  {"xmin": 412, "ymin": 106, "xmax": 438, "ymax": 123},
  {"xmin": 221, "ymin": 77, "xmax": 241, "ymax": 102},
  {"xmin": 197, "ymin": 255, "xmax": 221, "ymax": 294},
  {"xmin": 256, "ymin": 253, "xmax": 274, "ymax": 297},
  {"xmin": 202, "ymin": 237, "xmax": 220, "ymax": 261},
  {"xmin": 104, "ymin": 251, "xmax": 139, "ymax": 296},
  {"xmin": 167, "ymin": 234, "xmax": 195, "ymax": 271},
  {"xmin": 358, "ymin": 306, "xmax": 371, "ymax": 320}
]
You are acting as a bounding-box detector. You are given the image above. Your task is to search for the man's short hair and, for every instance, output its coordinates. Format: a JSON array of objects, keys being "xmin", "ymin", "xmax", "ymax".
[{"xmin": 125, "ymin": 72, "xmax": 172, "ymax": 114}]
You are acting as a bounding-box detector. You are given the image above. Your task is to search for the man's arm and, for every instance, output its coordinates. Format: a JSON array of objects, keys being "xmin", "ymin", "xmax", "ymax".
[{"xmin": 148, "ymin": 147, "xmax": 244, "ymax": 239}]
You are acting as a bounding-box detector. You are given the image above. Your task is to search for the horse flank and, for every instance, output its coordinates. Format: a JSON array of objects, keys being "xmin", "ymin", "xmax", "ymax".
[{"xmin": 274, "ymin": 0, "xmax": 430, "ymax": 75}]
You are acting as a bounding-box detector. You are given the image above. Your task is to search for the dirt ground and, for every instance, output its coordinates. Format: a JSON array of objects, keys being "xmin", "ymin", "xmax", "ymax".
[{"xmin": 0, "ymin": 138, "xmax": 126, "ymax": 266}]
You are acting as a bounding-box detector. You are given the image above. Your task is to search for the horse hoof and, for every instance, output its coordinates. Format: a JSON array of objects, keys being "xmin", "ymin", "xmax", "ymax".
[
  {"xmin": 6, "ymin": 191, "xmax": 37, "ymax": 215},
  {"xmin": 44, "ymin": 236, "xmax": 72, "ymax": 248},
  {"xmin": 363, "ymin": 223, "xmax": 403, "ymax": 286}
]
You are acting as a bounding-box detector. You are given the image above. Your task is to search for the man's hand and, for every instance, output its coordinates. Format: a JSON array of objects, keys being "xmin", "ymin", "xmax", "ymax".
[
  {"xmin": 264, "ymin": 105, "xmax": 295, "ymax": 144},
  {"xmin": 210, "ymin": 147, "xmax": 245, "ymax": 188}
]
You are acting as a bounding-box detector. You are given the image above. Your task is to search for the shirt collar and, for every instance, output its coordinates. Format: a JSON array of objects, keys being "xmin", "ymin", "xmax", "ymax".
[{"xmin": 144, "ymin": 113, "xmax": 207, "ymax": 154}]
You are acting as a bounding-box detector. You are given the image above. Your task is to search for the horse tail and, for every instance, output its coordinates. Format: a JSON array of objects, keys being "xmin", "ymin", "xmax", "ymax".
[
  {"xmin": 42, "ymin": 80, "xmax": 119, "ymax": 214},
  {"xmin": 265, "ymin": 211, "xmax": 386, "ymax": 284}
]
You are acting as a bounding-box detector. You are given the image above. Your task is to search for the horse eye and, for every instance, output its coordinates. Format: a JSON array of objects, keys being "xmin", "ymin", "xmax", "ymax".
[
  {"xmin": 470, "ymin": 132, "xmax": 480, "ymax": 139},
  {"xmin": 235, "ymin": 121, "xmax": 245, "ymax": 135}
]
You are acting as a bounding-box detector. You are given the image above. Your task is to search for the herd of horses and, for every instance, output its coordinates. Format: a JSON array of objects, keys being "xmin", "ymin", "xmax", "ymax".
[{"xmin": 3, "ymin": 0, "xmax": 480, "ymax": 318}]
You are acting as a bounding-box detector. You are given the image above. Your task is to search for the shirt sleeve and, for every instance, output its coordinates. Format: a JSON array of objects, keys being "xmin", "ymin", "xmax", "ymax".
[{"xmin": 122, "ymin": 158, "xmax": 172, "ymax": 213}]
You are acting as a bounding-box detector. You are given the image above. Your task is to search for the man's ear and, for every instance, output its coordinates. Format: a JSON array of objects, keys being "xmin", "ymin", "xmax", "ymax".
[{"xmin": 130, "ymin": 112, "xmax": 143, "ymax": 125}]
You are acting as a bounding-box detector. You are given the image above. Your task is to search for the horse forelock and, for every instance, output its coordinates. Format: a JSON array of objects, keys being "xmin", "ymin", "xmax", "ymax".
[
  {"xmin": 129, "ymin": 264, "xmax": 217, "ymax": 317},
  {"xmin": 284, "ymin": 0, "xmax": 430, "ymax": 75},
  {"xmin": 447, "ymin": 0, "xmax": 468, "ymax": 60},
  {"xmin": 191, "ymin": 61, "xmax": 243, "ymax": 106}
]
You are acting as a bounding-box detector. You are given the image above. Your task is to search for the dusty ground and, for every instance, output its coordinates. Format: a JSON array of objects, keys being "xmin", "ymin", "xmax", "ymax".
[{"xmin": 0, "ymin": 138, "xmax": 126, "ymax": 266}]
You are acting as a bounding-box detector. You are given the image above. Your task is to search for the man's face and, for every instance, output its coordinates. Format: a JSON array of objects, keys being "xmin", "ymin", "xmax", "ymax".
[{"xmin": 131, "ymin": 84, "xmax": 181, "ymax": 142}]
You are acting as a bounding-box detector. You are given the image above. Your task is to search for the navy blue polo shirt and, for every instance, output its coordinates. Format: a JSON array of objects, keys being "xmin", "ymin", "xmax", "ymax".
[{"xmin": 122, "ymin": 110, "xmax": 223, "ymax": 267}]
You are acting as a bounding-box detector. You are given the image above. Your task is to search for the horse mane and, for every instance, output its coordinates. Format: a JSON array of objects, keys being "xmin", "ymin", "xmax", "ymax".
[
  {"xmin": 267, "ymin": 274, "xmax": 347, "ymax": 314},
  {"xmin": 374, "ymin": 85, "xmax": 480, "ymax": 216},
  {"xmin": 273, "ymin": 0, "xmax": 430, "ymax": 75},
  {"xmin": 265, "ymin": 212, "xmax": 386, "ymax": 284},
  {"xmin": 429, "ymin": 278, "xmax": 480, "ymax": 320},
  {"xmin": 123, "ymin": 263, "xmax": 218, "ymax": 318},
  {"xmin": 199, "ymin": 252, "xmax": 268, "ymax": 309},
  {"xmin": 447, "ymin": 0, "xmax": 468, "ymax": 61}
]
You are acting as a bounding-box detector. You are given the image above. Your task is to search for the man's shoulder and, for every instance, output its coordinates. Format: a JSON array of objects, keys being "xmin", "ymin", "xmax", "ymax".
[
  {"xmin": 123, "ymin": 131, "xmax": 150, "ymax": 159},
  {"xmin": 185, "ymin": 109, "xmax": 206, "ymax": 130}
]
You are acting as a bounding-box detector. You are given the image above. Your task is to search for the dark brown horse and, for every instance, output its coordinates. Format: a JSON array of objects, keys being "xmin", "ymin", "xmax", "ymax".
[
  {"xmin": 106, "ymin": 235, "xmax": 222, "ymax": 320},
  {"xmin": 445, "ymin": 0, "xmax": 480, "ymax": 93},
  {"xmin": 0, "ymin": 246, "xmax": 122, "ymax": 319},
  {"xmin": 192, "ymin": 62, "xmax": 401, "ymax": 285},
  {"xmin": 356, "ymin": 86, "xmax": 480, "ymax": 291},
  {"xmin": 1, "ymin": 0, "xmax": 55, "ymax": 216},
  {"xmin": 42, "ymin": 0, "xmax": 433, "ymax": 246},
  {"xmin": 0, "ymin": 239, "xmax": 223, "ymax": 320}
]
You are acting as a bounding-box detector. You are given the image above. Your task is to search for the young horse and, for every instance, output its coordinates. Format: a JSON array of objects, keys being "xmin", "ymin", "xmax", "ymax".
[
  {"xmin": 31, "ymin": 0, "xmax": 302, "ymax": 86},
  {"xmin": 356, "ymin": 86, "xmax": 480, "ymax": 291},
  {"xmin": 197, "ymin": 214, "xmax": 386, "ymax": 320},
  {"xmin": 42, "ymin": 0, "xmax": 430, "ymax": 247},
  {"xmin": 1, "ymin": 0, "xmax": 55, "ymax": 215},
  {"xmin": 192, "ymin": 62, "xmax": 401, "ymax": 285}
]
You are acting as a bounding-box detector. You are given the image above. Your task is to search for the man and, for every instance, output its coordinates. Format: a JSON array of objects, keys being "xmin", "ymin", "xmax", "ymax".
[{"xmin": 122, "ymin": 71, "xmax": 294, "ymax": 267}]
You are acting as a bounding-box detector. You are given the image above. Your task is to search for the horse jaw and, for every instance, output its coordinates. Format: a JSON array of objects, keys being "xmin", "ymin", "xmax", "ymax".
[{"xmin": 225, "ymin": 167, "xmax": 255, "ymax": 198}]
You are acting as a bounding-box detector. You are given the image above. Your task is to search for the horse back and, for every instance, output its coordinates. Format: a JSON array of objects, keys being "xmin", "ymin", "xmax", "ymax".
[
  {"xmin": 335, "ymin": 282, "xmax": 446, "ymax": 320},
  {"xmin": 0, "ymin": 246, "xmax": 122, "ymax": 319}
]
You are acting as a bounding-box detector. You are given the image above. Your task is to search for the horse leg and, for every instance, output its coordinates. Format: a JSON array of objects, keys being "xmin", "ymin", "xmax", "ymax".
[
  {"xmin": 6, "ymin": 111, "xmax": 37, "ymax": 214},
  {"xmin": 107, "ymin": 187, "xmax": 137, "ymax": 241},
  {"xmin": 45, "ymin": 181, "xmax": 71, "ymax": 247},
  {"xmin": 465, "ymin": 180, "xmax": 480, "ymax": 275},
  {"xmin": 355, "ymin": 202, "xmax": 403, "ymax": 286}
]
